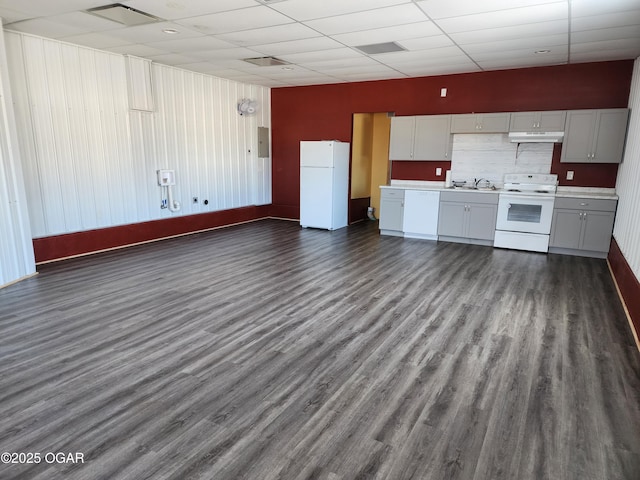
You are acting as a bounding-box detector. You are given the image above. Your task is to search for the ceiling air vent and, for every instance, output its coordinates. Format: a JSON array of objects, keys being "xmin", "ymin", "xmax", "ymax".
[
  {"xmin": 86, "ymin": 4, "xmax": 162, "ymax": 26},
  {"xmin": 355, "ymin": 42, "xmax": 406, "ymax": 55},
  {"xmin": 243, "ymin": 56, "xmax": 290, "ymax": 67}
]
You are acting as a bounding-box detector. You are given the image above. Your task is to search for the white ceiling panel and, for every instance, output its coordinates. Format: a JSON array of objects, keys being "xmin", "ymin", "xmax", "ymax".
[
  {"xmin": 105, "ymin": 44, "xmax": 166, "ymax": 57},
  {"xmin": 570, "ymin": 48, "xmax": 640, "ymax": 63},
  {"xmin": 437, "ymin": 3, "xmax": 568, "ymax": 34},
  {"xmin": 570, "ymin": 0, "xmax": 640, "ymax": 18},
  {"xmin": 174, "ymin": 62, "xmax": 221, "ymax": 74},
  {"xmin": 571, "ymin": 26, "xmax": 640, "ymax": 44},
  {"xmin": 187, "ymin": 47, "xmax": 262, "ymax": 61},
  {"xmin": 5, "ymin": 17, "xmax": 89, "ymax": 38},
  {"xmin": 301, "ymin": 56, "xmax": 380, "ymax": 70},
  {"xmin": 398, "ymin": 35, "xmax": 456, "ymax": 51},
  {"xmin": 450, "ymin": 20, "xmax": 568, "ymax": 44},
  {"xmin": 332, "ymin": 21, "xmax": 443, "ymax": 46},
  {"xmin": 396, "ymin": 64, "xmax": 482, "ymax": 76},
  {"xmin": 376, "ymin": 46, "xmax": 470, "ymax": 64},
  {"xmin": 416, "ymin": 0, "xmax": 564, "ymax": 20},
  {"xmin": 123, "ymin": 0, "xmax": 259, "ymax": 20},
  {"xmin": 267, "ymin": 0, "xmax": 410, "ymax": 22},
  {"xmin": 175, "ymin": 6, "xmax": 293, "ymax": 35},
  {"xmin": 280, "ymin": 47, "xmax": 364, "ymax": 65},
  {"xmin": 214, "ymin": 23, "xmax": 321, "ymax": 46},
  {"xmin": 58, "ymin": 32, "xmax": 132, "ymax": 49},
  {"xmin": 145, "ymin": 52, "xmax": 200, "ymax": 65},
  {"xmin": 460, "ymin": 34, "xmax": 568, "ymax": 54},
  {"xmin": 0, "ymin": 7, "xmax": 32, "ymax": 24},
  {"xmin": 572, "ymin": 11, "xmax": 640, "ymax": 31},
  {"xmin": 570, "ymin": 38, "xmax": 640, "ymax": 53},
  {"xmin": 477, "ymin": 54, "xmax": 568, "ymax": 70},
  {"xmin": 249, "ymin": 37, "xmax": 345, "ymax": 56},
  {"xmin": 108, "ymin": 21, "xmax": 203, "ymax": 44},
  {"xmin": 0, "ymin": 0, "xmax": 106, "ymax": 17},
  {"xmin": 304, "ymin": 3, "xmax": 428, "ymax": 36},
  {"xmin": 471, "ymin": 47, "xmax": 568, "ymax": 62},
  {"xmin": 145, "ymin": 35, "xmax": 236, "ymax": 53}
]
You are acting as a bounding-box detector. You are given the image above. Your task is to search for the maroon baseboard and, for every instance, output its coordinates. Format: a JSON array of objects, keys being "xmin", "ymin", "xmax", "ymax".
[
  {"xmin": 33, "ymin": 205, "xmax": 271, "ymax": 263},
  {"xmin": 350, "ymin": 197, "xmax": 370, "ymax": 224},
  {"xmin": 269, "ymin": 204, "xmax": 299, "ymax": 220},
  {"xmin": 608, "ymin": 237, "xmax": 640, "ymax": 341}
]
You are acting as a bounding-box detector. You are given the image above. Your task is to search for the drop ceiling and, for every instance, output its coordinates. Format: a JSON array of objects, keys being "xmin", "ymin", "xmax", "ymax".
[{"xmin": 1, "ymin": 0, "xmax": 639, "ymax": 87}]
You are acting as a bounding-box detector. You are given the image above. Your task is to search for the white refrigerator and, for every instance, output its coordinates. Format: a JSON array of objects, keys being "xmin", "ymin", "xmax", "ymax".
[{"xmin": 300, "ymin": 141, "xmax": 350, "ymax": 230}]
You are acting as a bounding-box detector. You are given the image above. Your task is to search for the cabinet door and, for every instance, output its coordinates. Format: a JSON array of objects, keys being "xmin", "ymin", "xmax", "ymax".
[
  {"xmin": 549, "ymin": 209, "xmax": 582, "ymax": 248},
  {"xmin": 389, "ymin": 117, "xmax": 415, "ymax": 160},
  {"xmin": 450, "ymin": 114, "xmax": 479, "ymax": 133},
  {"xmin": 592, "ymin": 109, "xmax": 629, "ymax": 164},
  {"xmin": 510, "ymin": 112, "xmax": 538, "ymax": 131},
  {"xmin": 581, "ymin": 211, "xmax": 615, "ymax": 252},
  {"xmin": 538, "ymin": 111, "xmax": 566, "ymax": 131},
  {"xmin": 477, "ymin": 113, "xmax": 511, "ymax": 133},
  {"xmin": 413, "ymin": 115, "xmax": 452, "ymax": 160},
  {"xmin": 560, "ymin": 110, "xmax": 597, "ymax": 163},
  {"xmin": 379, "ymin": 198, "xmax": 404, "ymax": 231},
  {"xmin": 438, "ymin": 202, "xmax": 466, "ymax": 237},
  {"xmin": 467, "ymin": 204, "xmax": 498, "ymax": 240}
]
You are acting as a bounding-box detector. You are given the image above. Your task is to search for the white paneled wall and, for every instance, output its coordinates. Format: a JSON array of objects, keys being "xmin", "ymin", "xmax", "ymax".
[
  {"xmin": 0, "ymin": 23, "xmax": 35, "ymax": 287},
  {"xmin": 613, "ymin": 57, "xmax": 640, "ymax": 276},
  {"xmin": 4, "ymin": 31, "xmax": 271, "ymax": 238}
]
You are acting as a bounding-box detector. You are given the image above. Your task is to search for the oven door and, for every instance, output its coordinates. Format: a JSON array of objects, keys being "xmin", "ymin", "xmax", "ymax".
[{"xmin": 496, "ymin": 194, "xmax": 555, "ymax": 234}]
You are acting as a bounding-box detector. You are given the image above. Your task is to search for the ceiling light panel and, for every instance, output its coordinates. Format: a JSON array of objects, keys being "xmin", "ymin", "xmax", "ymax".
[
  {"xmin": 435, "ymin": 3, "xmax": 568, "ymax": 34},
  {"xmin": 266, "ymin": 0, "xmax": 408, "ymax": 21},
  {"xmin": 175, "ymin": 6, "xmax": 292, "ymax": 35},
  {"xmin": 304, "ymin": 3, "xmax": 427, "ymax": 36}
]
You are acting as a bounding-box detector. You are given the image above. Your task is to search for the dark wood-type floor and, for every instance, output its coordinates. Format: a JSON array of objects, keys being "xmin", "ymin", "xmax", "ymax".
[{"xmin": 1, "ymin": 219, "xmax": 639, "ymax": 480}]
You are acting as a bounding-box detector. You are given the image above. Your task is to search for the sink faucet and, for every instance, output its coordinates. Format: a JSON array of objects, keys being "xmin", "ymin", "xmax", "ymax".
[{"xmin": 474, "ymin": 178, "xmax": 486, "ymax": 188}]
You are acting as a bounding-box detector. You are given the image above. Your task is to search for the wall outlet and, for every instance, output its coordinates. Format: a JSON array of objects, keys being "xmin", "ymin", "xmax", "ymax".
[
  {"xmin": 566, "ymin": 171, "xmax": 574, "ymax": 180},
  {"xmin": 436, "ymin": 167, "xmax": 442, "ymax": 176},
  {"xmin": 192, "ymin": 197, "xmax": 198, "ymax": 204}
]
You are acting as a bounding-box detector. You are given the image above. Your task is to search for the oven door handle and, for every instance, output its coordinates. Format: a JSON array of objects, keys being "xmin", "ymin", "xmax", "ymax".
[{"xmin": 500, "ymin": 194, "xmax": 554, "ymax": 203}]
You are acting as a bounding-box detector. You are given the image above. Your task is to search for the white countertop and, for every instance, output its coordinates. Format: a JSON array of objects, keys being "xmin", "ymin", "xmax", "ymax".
[{"xmin": 381, "ymin": 180, "xmax": 618, "ymax": 200}]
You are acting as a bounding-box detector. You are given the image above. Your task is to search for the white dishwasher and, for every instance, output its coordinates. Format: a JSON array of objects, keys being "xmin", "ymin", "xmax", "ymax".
[{"xmin": 402, "ymin": 189, "xmax": 440, "ymax": 240}]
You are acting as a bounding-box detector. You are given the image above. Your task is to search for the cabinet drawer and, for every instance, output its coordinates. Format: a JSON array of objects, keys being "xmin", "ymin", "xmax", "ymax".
[
  {"xmin": 440, "ymin": 191, "xmax": 499, "ymax": 204},
  {"xmin": 554, "ymin": 197, "xmax": 617, "ymax": 212},
  {"xmin": 381, "ymin": 188, "xmax": 405, "ymax": 199}
]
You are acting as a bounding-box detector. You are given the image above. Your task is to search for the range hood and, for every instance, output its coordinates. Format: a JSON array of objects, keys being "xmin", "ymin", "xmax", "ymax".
[{"xmin": 508, "ymin": 131, "xmax": 564, "ymax": 143}]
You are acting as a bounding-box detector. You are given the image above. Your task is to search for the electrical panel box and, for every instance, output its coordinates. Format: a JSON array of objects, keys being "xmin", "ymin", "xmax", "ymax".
[
  {"xmin": 157, "ymin": 169, "xmax": 175, "ymax": 186},
  {"xmin": 258, "ymin": 127, "xmax": 270, "ymax": 158}
]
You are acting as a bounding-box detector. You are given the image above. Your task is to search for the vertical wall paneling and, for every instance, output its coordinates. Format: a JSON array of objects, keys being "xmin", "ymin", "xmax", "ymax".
[
  {"xmin": 613, "ymin": 57, "xmax": 640, "ymax": 278},
  {"xmin": 0, "ymin": 23, "xmax": 36, "ymax": 286},
  {"xmin": 4, "ymin": 31, "xmax": 271, "ymax": 240}
]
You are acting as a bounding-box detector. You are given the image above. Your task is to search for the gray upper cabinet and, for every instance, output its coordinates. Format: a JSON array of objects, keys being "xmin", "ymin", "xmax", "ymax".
[
  {"xmin": 389, "ymin": 115, "xmax": 452, "ymax": 161},
  {"xmin": 450, "ymin": 113, "xmax": 511, "ymax": 133},
  {"xmin": 509, "ymin": 111, "xmax": 566, "ymax": 132},
  {"xmin": 560, "ymin": 109, "xmax": 629, "ymax": 163}
]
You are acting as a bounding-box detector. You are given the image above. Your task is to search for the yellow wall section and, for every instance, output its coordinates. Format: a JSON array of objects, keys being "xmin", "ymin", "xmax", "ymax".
[
  {"xmin": 369, "ymin": 113, "xmax": 391, "ymax": 216},
  {"xmin": 351, "ymin": 113, "xmax": 373, "ymax": 199}
]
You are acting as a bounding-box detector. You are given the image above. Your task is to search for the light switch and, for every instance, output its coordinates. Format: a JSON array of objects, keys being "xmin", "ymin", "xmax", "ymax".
[
  {"xmin": 566, "ymin": 171, "xmax": 574, "ymax": 180},
  {"xmin": 436, "ymin": 167, "xmax": 442, "ymax": 176},
  {"xmin": 440, "ymin": 88, "xmax": 447, "ymax": 97}
]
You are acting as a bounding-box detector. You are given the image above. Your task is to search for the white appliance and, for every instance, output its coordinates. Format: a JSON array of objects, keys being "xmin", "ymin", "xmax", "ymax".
[
  {"xmin": 300, "ymin": 141, "xmax": 350, "ymax": 230},
  {"xmin": 403, "ymin": 190, "xmax": 440, "ymax": 240},
  {"xmin": 494, "ymin": 173, "xmax": 557, "ymax": 253}
]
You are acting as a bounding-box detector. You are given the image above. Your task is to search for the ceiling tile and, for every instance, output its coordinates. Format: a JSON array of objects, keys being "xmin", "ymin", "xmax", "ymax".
[
  {"xmin": 450, "ymin": 20, "xmax": 567, "ymax": 44},
  {"xmin": 214, "ymin": 23, "xmax": 321, "ymax": 46},
  {"xmin": 301, "ymin": 56, "xmax": 380, "ymax": 71},
  {"xmin": 395, "ymin": 63, "xmax": 481, "ymax": 76},
  {"xmin": 187, "ymin": 47, "xmax": 263, "ymax": 61},
  {"xmin": 173, "ymin": 61, "xmax": 222, "ymax": 74},
  {"xmin": 0, "ymin": 7, "xmax": 30, "ymax": 24},
  {"xmin": 105, "ymin": 43, "xmax": 167, "ymax": 57},
  {"xmin": 570, "ymin": 0, "xmax": 640, "ymax": 18},
  {"xmin": 571, "ymin": 26, "xmax": 640, "ymax": 44},
  {"xmin": 58, "ymin": 32, "xmax": 132, "ymax": 49},
  {"xmin": 145, "ymin": 35, "xmax": 236, "ymax": 53},
  {"xmin": 249, "ymin": 37, "xmax": 345, "ymax": 56},
  {"xmin": 570, "ymin": 48, "xmax": 640, "ymax": 63},
  {"xmin": 280, "ymin": 47, "xmax": 364, "ymax": 64},
  {"xmin": 145, "ymin": 52, "xmax": 200, "ymax": 65},
  {"xmin": 0, "ymin": 0, "xmax": 107, "ymax": 17},
  {"xmin": 417, "ymin": 0, "xmax": 564, "ymax": 20},
  {"xmin": 477, "ymin": 55, "xmax": 568, "ymax": 70},
  {"xmin": 267, "ymin": 0, "xmax": 409, "ymax": 21},
  {"xmin": 123, "ymin": 0, "xmax": 258, "ymax": 20},
  {"xmin": 570, "ymin": 38, "xmax": 640, "ymax": 54},
  {"xmin": 5, "ymin": 17, "xmax": 88, "ymax": 38},
  {"xmin": 460, "ymin": 34, "xmax": 568, "ymax": 54},
  {"xmin": 304, "ymin": 3, "xmax": 428, "ymax": 36},
  {"xmin": 470, "ymin": 47, "xmax": 567, "ymax": 62},
  {"xmin": 107, "ymin": 21, "xmax": 203, "ymax": 44},
  {"xmin": 398, "ymin": 35, "xmax": 455, "ymax": 51},
  {"xmin": 435, "ymin": 3, "xmax": 568, "ymax": 34},
  {"xmin": 332, "ymin": 21, "xmax": 443, "ymax": 46},
  {"xmin": 376, "ymin": 46, "xmax": 470, "ymax": 64},
  {"xmin": 175, "ymin": 6, "xmax": 293, "ymax": 35},
  {"xmin": 571, "ymin": 11, "xmax": 640, "ymax": 31}
]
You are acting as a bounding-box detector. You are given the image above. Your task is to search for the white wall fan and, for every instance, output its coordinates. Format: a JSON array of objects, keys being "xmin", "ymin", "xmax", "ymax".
[{"xmin": 237, "ymin": 98, "xmax": 259, "ymax": 116}]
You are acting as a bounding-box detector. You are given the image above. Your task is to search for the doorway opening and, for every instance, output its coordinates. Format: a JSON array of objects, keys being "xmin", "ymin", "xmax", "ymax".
[{"xmin": 350, "ymin": 113, "xmax": 391, "ymax": 224}]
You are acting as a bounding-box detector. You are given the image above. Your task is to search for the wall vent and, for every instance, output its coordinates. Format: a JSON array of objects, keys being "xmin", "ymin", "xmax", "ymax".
[
  {"xmin": 243, "ymin": 56, "xmax": 290, "ymax": 67},
  {"xmin": 355, "ymin": 42, "xmax": 406, "ymax": 55}
]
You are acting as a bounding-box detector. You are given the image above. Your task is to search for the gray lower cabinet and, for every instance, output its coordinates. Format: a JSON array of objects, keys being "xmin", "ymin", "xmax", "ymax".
[
  {"xmin": 438, "ymin": 191, "xmax": 498, "ymax": 245},
  {"xmin": 379, "ymin": 188, "xmax": 404, "ymax": 236},
  {"xmin": 549, "ymin": 197, "xmax": 617, "ymax": 258}
]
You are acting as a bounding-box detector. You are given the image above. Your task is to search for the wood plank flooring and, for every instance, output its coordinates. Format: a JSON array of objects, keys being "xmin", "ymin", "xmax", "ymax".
[{"xmin": 0, "ymin": 219, "xmax": 639, "ymax": 480}]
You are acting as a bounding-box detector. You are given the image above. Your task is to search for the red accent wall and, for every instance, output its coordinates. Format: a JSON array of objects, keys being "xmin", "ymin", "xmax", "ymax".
[
  {"xmin": 391, "ymin": 161, "xmax": 452, "ymax": 181},
  {"xmin": 33, "ymin": 206, "xmax": 271, "ymax": 263},
  {"xmin": 271, "ymin": 61, "xmax": 634, "ymax": 218},
  {"xmin": 608, "ymin": 238, "xmax": 640, "ymax": 342}
]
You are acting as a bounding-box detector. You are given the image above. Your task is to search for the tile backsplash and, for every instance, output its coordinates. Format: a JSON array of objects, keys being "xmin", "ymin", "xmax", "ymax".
[{"xmin": 450, "ymin": 133, "xmax": 553, "ymax": 187}]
